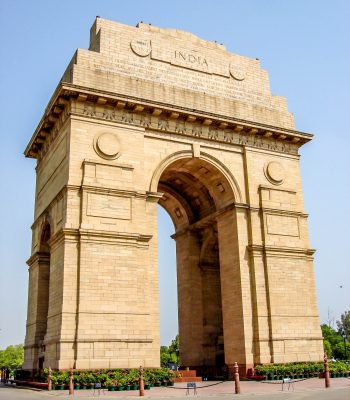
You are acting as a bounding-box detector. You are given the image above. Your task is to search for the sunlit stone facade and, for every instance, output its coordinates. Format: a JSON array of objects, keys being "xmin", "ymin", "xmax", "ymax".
[{"xmin": 23, "ymin": 18, "xmax": 323, "ymax": 376}]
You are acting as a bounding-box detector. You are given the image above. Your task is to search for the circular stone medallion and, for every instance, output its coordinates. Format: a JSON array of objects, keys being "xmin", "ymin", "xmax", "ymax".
[
  {"xmin": 94, "ymin": 132, "xmax": 121, "ymax": 160},
  {"xmin": 130, "ymin": 38, "xmax": 151, "ymax": 57},
  {"xmin": 229, "ymin": 62, "xmax": 246, "ymax": 81},
  {"xmin": 264, "ymin": 161, "xmax": 285, "ymax": 185}
]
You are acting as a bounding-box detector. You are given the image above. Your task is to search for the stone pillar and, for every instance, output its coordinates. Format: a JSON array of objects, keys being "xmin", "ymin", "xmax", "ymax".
[
  {"xmin": 24, "ymin": 230, "xmax": 80, "ymax": 371},
  {"xmin": 43, "ymin": 236, "xmax": 69, "ymax": 370},
  {"xmin": 199, "ymin": 226, "xmax": 223, "ymax": 369},
  {"xmin": 247, "ymin": 246, "xmax": 272, "ymax": 365},
  {"xmin": 174, "ymin": 230, "xmax": 203, "ymax": 367},
  {"xmin": 23, "ymin": 252, "xmax": 50, "ymax": 370},
  {"xmin": 68, "ymin": 192, "xmax": 161, "ymax": 370},
  {"xmin": 201, "ymin": 265, "xmax": 223, "ymax": 367},
  {"xmin": 217, "ymin": 208, "xmax": 254, "ymax": 376}
]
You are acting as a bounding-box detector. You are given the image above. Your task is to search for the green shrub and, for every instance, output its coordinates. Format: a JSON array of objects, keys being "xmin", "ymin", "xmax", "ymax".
[
  {"xmin": 42, "ymin": 367, "xmax": 174, "ymax": 386},
  {"xmin": 254, "ymin": 361, "xmax": 342, "ymax": 377}
]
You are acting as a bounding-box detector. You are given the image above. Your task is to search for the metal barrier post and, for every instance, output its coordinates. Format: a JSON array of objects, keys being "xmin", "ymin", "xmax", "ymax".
[
  {"xmin": 47, "ymin": 366, "xmax": 52, "ymax": 391},
  {"xmin": 234, "ymin": 362, "xmax": 241, "ymax": 394},
  {"xmin": 69, "ymin": 369, "xmax": 74, "ymax": 395},
  {"xmin": 324, "ymin": 352, "xmax": 330, "ymax": 388},
  {"xmin": 139, "ymin": 365, "xmax": 144, "ymax": 396}
]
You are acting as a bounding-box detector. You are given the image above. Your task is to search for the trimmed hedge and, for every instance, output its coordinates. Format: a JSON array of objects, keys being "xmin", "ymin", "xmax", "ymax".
[
  {"xmin": 255, "ymin": 361, "xmax": 350, "ymax": 377},
  {"xmin": 41, "ymin": 368, "xmax": 174, "ymax": 387}
]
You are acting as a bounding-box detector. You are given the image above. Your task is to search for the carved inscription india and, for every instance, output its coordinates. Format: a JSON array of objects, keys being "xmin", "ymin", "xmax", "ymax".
[
  {"xmin": 173, "ymin": 50, "xmax": 209, "ymax": 70},
  {"xmin": 131, "ymin": 36, "xmax": 245, "ymax": 80}
]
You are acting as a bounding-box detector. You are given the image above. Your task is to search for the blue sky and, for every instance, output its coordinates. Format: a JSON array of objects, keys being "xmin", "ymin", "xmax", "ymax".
[{"xmin": 0, "ymin": 0, "xmax": 349, "ymax": 348}]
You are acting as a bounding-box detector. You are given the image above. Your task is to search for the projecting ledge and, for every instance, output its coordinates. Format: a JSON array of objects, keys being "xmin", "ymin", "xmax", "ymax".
[{"xmin": 248, "ymin": 244, "xmax": 315, "ymax": 258}]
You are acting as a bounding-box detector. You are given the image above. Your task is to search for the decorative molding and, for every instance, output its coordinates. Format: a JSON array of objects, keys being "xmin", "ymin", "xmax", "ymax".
[
  {"xmin": 259, "ymin": 185, "xmax": 296, "ymax": 193},
  {"xmin": 130, "ymin": 38, "xmax": 152, "ymax": 57},
  {"xmin": 44, "ymin": 338, "xmax": 153, "ymax": 345},
  {"xmin": 83, "ymin": 159, "xmax": 133, "ymax": 170},
  {"xmin": 264, "ymin": 161, "xmax": 285, "ymax": 185},
  {"xmin": 81, "ymin": 184, "xmax": 147, "ymax": 199},
  {"xmin": 248, "ymin": 244, "xmax": 315, "ymax": 259},
  {"xmin": 93, "ymin": 132, "xmax": 121, "ymax": 160},
  {"xmin": 255, "ymin": 207, "xmax": 308, "ymax": 218},
  {"xmin": 24, "ymin": 85, "xmax": 313, "ymax": 160},
  {"xmin": 38, "ymin": 227, "xmax": 152, "ymax": 249},
  {"xmin": 149, "ymin": 149, "xmax": 243, "ymax": 203},
  {"xmin": 145, "ymin": 191, "xmax": 164, "ymax": 202},
  {"xmin": 79, "ymin": 228, "xmax": 152, "ymax": 247},
  {"xmin": 258, "ymin": 336, "xmax": 324, "ymax": 341},
  {"xmin": 34, "ymin": 103, "xmax": 71, "ymax": 162},
  {"xmin": 229, "ymin": 62, "xmax": 246, "ymax": 81},
  {"xmin": 26, "ymin": 252, "xmax": 50, "ymax": 268}
]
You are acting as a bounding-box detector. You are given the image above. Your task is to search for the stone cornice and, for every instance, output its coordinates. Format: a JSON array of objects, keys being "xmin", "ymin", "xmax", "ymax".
[
  {"xmin": 46, "ymin": 227, "xmax": 152, "ymax": 248},
  {"xmin": 172, "ymin": 201, "xmax": 250, "ymax": 238},
  {"xmin": 24, "ymin": 83, "xmax": 313, "ymax": 159},
  {"xmin": 83, "ymin": 158, "xmax": 134, "ymax": 170},
  {"xmin": 248, "ymin": 244, "xmax": 315, "ymax": 258},
  {"xmin": 81, "ymin": 184, "xmax": 147, "ymax": 199},
  {"xmin": 258, "ymin": 336, "xmax": 324, "ymax": 341},
  {"xmin": 48, "ymin": 228, "xmax": 79, "ymax": 249},
  {"xmin": 252, "ymin": 206, "xmax": 309, "ymax": 218},
  {"xmin": 145, "ymin": 191, "xmax": 164, "ymax": 202},
  {"xmin": 43, "ymin": 338, "xmax": 153, "ymax": 346},
  {"xmin": 79, "ymin": 228, "xmax": 152, "ymax": 246},
  {"xmin": 26, "ymin": 252, "xmax": 50, "ymax": 268}
]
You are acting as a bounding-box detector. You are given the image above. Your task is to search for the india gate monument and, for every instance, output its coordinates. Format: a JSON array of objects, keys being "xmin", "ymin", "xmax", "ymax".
[{"xmin": 23, "ymin": 17, "xmax": 324, "ymax": 376}]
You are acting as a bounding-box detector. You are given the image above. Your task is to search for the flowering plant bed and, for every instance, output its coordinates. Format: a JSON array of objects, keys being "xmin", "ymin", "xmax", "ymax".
[{"xmin": 40, "ymin": 367, "xmax": 174, "ymax": 389}]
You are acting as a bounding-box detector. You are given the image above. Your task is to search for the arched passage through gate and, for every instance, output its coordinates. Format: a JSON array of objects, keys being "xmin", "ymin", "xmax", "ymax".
[
  {"xmin": 155, "ymin": 155, "xmax": 244, "ymax": 377},
  {"xmin": 36, "ymin": 222, "xmax": 51, "ymax": 369}
]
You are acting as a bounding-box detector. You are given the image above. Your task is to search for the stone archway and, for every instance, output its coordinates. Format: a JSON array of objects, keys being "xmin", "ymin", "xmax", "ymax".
[
  {"xmin": 23, "ymin": 218, "xmax": 51, "ymax": 371},
  {"xmin": 155, "ymin": 156, "xmax": 251, "ymax": 377},
  {"xmin": 23, "ymin": 17, "xmax": 324, "ymax": 374}
]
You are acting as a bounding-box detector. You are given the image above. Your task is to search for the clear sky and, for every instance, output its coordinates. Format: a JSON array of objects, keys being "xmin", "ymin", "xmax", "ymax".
[{"xmin": 0, "ymin": 0, "xmax": 349, "ymax": 349}]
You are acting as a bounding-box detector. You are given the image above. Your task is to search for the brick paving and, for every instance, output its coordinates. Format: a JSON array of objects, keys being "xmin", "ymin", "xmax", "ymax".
[
  {"xmin": 71, "ymin": 378, "xmax": 350, "ymax": 397},
  {"xmin": 2, "ymin": 378, "xmax": 349, "ymax": 398}
]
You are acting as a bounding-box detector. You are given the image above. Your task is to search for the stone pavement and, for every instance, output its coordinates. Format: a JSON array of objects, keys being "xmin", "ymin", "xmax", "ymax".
[{"xmin": 1, "ymin": 379, "xmax": 350, "ymax": 399}]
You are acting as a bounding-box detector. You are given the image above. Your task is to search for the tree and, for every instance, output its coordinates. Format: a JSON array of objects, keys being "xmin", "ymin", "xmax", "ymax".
[
  {"xmin": 336, "ymin": 311, "xmax": 350, "ymax": 337},
  {"xmin": 333, "ymin": 341, "xmax": 350, "ymax": 360},
  {"xmin": 160, "ymin": 335, "xmax": 180, "ymax": 367},
  {"xmin": 160, "ymin": 346, "xmax": 171, "ymax": 367},
  {"xmin": 321, "ymin": 311, "xmax": 350, "ymax": 360},
  {"xmin": 169, "ymin": 335, "xmax": 179, "ymax": 355},
  {"xmin": 323, "ymin": 339, "xmax": 332, "ymax": 358},
  {"xmin": 321, "ymin": 324, "xmax": 342, "ymax": 348},
  {"xmin": 321, "ymin": 324, "xmax": 343, "ymax": 359},
  {"xmin": 0, "ymin": 344, "xmax": 24, "ymax": 373}
]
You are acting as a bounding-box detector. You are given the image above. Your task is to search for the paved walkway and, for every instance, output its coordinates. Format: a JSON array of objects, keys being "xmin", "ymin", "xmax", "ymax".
[{"xmin": 1, "ymin": 379, "xmax": 349, "ymax": 399}]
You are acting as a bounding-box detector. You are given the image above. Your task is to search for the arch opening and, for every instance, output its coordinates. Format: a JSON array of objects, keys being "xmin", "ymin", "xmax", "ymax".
[
  {"xmin": 36, "ymin": 222, "xmax": 51, "ymax": 369},
  {"xmin": 157, "ymin": 206, "xmax": 178, "ymax": 348},
  {"xmin": 157, "ymin": 157, "xmax": 237, "ymax": 377}
]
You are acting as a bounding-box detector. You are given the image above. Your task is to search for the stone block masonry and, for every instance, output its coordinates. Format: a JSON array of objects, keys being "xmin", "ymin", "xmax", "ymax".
[{"xmin": 23, "ymin": 17, "xmax": 323, "ymax": 376}]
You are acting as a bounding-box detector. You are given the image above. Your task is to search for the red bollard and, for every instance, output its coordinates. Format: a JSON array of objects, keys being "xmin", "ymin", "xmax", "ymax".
[
  {"xmin": 47, "ymin": 367, "xmax": 52, "ymax": 391},
  {"xmin": 139, "ymin": 365, "xmax": 144, "ymax": 397},
  {"xmin": 324, "ymin": 352, "xmax": 330, "ymax": 388},
  {"xmin": 69, "ymin": 369, "xmax": 74, "ymax": 395},
  {"xmin": 234, "ymin": 362, "xmax": 241, "ymax": 394}
]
